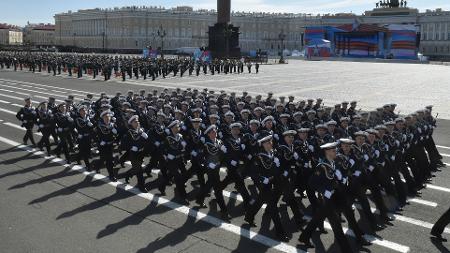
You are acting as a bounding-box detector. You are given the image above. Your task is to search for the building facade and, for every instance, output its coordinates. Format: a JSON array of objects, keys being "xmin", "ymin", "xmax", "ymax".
[
  {"xmin": 23, "ymin": 23, "xmax": 55, "ymax": 47},
  {"xmin": 0, "ymin": 24, "xmax": 23, "ymax": 46},
  {"xmin": 54, "ymin": 5, "xmax": 450, "ymax": 58}
]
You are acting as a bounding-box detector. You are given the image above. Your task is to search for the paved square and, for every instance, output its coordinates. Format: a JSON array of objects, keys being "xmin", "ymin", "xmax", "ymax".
[{"xmin": 122, "ymin": 60, "xmax": 450, "ymax": 119}]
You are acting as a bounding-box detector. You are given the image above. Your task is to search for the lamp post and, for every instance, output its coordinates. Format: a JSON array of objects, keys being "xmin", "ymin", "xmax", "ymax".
[
  {"xmin": 278, "ymin": 30, "xmax": 286, "ymax": 63},
  {"xmin": 157, "ymin": 24, "xmax": 167, "ymax": 59}
]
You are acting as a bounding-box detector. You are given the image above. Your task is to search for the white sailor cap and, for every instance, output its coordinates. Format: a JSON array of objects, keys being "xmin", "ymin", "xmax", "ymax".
[
  {"xmin": 326, "ymin": 120, "xmax": 337, "ymax": 126},
  {"xmin": 297, "ymin": 128, "xmax": 310, "ymax": 133},
  {"xmin": 229, "ymin": 123, "xmax": 242, "ymax": 129},
  {"xmin": 354, "ymin": 131, "xmax": 367, "ymax": 137},
  {"xmin": 366, "ymin": 129, "xmax": 379, "ymax": 135},
  {"xmin": 100, "ymin": 110, "xmax": 113, "ymax": 118},
  {"xmin": 209, "ymin": 114, "xmax": 220, "ymax": 119},
  {"xmin": 224, "ymin": 111, "xmax": 235, "ymax": 118},
  {"xmin": 279, "ymin": 114, "xmax": 290, "ymax": 119},
  {"xmin": 339, "ymin": 138, "xmax": 354, "ymax": 145},
  {"xmin": 258, "ymin": 135, "xmax": 273, "ymax": 145},
  {"xmin": 261, "ymin": 116, "xmax": 274, "ymax": 125},
  {"xmin": 249, "ymin": 120, "xmax": 260, "ymax": 126},
  {"xmin": 128, "ymin": 115, "xmax": 139, "ymax": 125},
  {"xmin": 167, "ymin": 120, "xmax": 180, "ymax": 129},
  {"xmin": 191, "ymin": 118, "xmax": 202, "ymax": 123},
  {"xmin": 374, "ymin": 125, "xmax": 387, "ymax": 131},
  {"xmin": 320, "ymin": 142, "xmax": 338, "ymax": 150},
  {"xmin": 205, "ymin": 124, "xmax": 217, "ymax": 134},
  {"xmin": 283, "ymin": 130, "xmax": 297, "ymax": 136}
]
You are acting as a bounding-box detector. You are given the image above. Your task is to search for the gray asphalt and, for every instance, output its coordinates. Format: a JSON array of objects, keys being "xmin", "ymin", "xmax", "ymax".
[{"xmin": 0, "ymin": 62, "xmax": 450, "ymax": 253}]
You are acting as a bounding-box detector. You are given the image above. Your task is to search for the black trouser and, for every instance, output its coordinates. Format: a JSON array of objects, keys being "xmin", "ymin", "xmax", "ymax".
[
  {"xmin": 77, "ymin": 138, "xmax": 91, "ymax": 169},
  {"xmin": 23, "ymin": 127, "xmax": 36, "ymax": 145},
  {"xmin": 278, "ymin": 176, "xmax": 304, "ymax": 225},
  {"xmin": 432, "ymin": 206, "xmax": 450, "ymax": 235},
  {"xmin": 197, "ymin": 167, "xmax": 227, "ymax": 212},
  {"xmin": 97, "ymin": 145, "xmax": 115, "ymax": 178},
  {"xmin": 245, "ymin": 184, "xmax": 285, "ymax": 235},
  {"xmin": 123, "ymin": 152, "xmax": 146, "ymax": 190},
  {"xmin": 220, "ymin": 164, "xmax": 251, "ymax": 203},
  {"xmin": 187, "ymin": 158, "xmax": 205, "ymax": 187},
  {"xmin": 389, "ymin": 159, "xmax": 407, "ymax": 205},
  {"xmin": 424, "ymin": 136, "xmax": 442, "ymax": 163},
  {"xmin": 160, "ymin": 158, "xmax": 187, "ymax": 198},
  {"xmin": 348, "ymin": 173, "xmax": 385, "ymax": 227},
  {"xmin": 37, "ymin": 129, "xmax": 51, "ymax": 154},
  {"xmin": 55, "ymin": 132, "xmax": 70, "ymax": 162},
  {"xmin": 300, "ymin": 196, "xmax": 353, "ymax": 253}
]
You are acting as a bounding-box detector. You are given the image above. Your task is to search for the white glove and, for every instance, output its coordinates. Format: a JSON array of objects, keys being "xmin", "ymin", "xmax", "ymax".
[
  {"xmin": 78, "ymin": 134, "xmax": 83, "ymax": 139},
  {"xmin": 31, "ymin": 110, "xmax": 36, "ymax": 115},
  {"xmin": 241, "ymin": 144, "xmax": 246, "ymax": 150},
  {"xmin": 165, "ymin": 129, "xmax": 170, "ymax": 135},
  {"xmin": 375, "ymin": 150, "xmax": 380, "ymax": 157},
  {"xmin": 190, "ymin": 150, "xmax": 198, "ymax": 157},
  {"xmin": 200, "ymin": 137, "xmax": 205, "ymax": 143},
  {"xmin": 353, "ymin": 170, "xmax": 361, "ymax": 177},
  {"xmin": 154, "ymin": 141, "xmax": 160, "ymax": 147},
  {"xmin": 230, "ymin": 160, "xmax": 238, "ymax": 166},
  {"xmin": 381, "ymin": 162, "xmax": 386, "ymax": 167},
  {"xmin": 208, "ymin": 163, "xmax": 216, "ymax": 169},
  {"xmin": 112, "ymin": 128, "xmax": 117, "ymax": 134},
  {"xmin": 308, "ymin": 145, "xmax": 314, "ymax": 152},
  {"xmin": 395, "ymin": 140, "xmax": 400, "ymax": 147},
  {"xmin": 364, "ymin": 154, "xmax": 369, "ymax": 161},
  {"xmin": 385, "ymin": 144, "xmax": 389, "ymax": 150},
  {"xmin": 293, "ymin": 152, "xmax": 299, "ymax": 160},
  {"xmin": 141, "ymin": 132, "xmax": 148, "ymax": 139},
  {"xmin": 87, "ymin": 122, "xmax": 93, "ymax": 127},
  {"xmin": 424, "ymin": 125, "xmax": 428, "ymax": 130},
  {"xmin": 335, "ymin": 170, "xmax": 343, "ymax": 180},
  {"xmin": 349, "ymin": 159, "xmax": 355, "ymax": 166},
  {"xmin": 418, "ymin": 128, "xmax": 422, "ymax": 133},
  {"xmin": 247, "ymin": 154, "xmax": 252, "ymax": 160},
  {"xmin": 218, "ymin": 132, "xmax": 223, "ymax": 138},
  {"xmin": 324, "ymin": 190, "xmax": 333, "ymax": 199},
  {"xmin": 274, "ymin": 157, "xmax": 280, "ymax": 167},
  {"xmin": 39, "ymin": 124, "xmax": 44, "ymax": 128},
  {"xmin": 100, "ymin": 141, "xmax": 106, "ymax": 146},
  {"xmin": 368, "ymin": 165, "xmax": 375, "ymax": 172},
  {"xmin": 273, "ymin": 134, "xmax": 279, "ymax": 140},
  {"xmin": 391, "ymin": 155, "xmax": 395, "ymax": 161},
  {"xmin": 167, "ymin": 154, "xmax": 175, "ymax": 160},
  {"xmin": 263, "ymin": 177, "xmax": 269, "ymax": 185},
  {"xmin": 131, "ymin": 146, "xmax": 138, "ymax": 152},
  {"xmin": 58, "ymin": 127, "xmax": 63, "ymax": 132},
  {"xmin": 181, "ymin": 141, "xmax": 187, "ymax": 147},
  {"xmin": 342, "ymin": 177, "xmax": 348, "ymax": 184},
  {"xmin": 220, "ymin": 145, "xmax": 227, "ymax": 153},
  {"xmin": 283, "ymin": 170, "xmax": 288, "ymax": 177},
  {"xmin": 304, "ymin": 162, "xmax": 310, "ymax": 168}
]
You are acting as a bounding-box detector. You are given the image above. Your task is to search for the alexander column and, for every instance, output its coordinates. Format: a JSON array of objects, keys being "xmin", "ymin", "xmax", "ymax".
[{"xmin": 208, "ymin": 0, "xmax": 241, "ymax": 59}]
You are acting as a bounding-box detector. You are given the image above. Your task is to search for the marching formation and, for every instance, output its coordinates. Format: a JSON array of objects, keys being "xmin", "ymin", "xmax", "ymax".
[
  {"xmin": 15, "ymin": 88, "xmax": 445, "ymax": 252},
  {"xmin": 0, "ymin": 51, "xmax": 260, "ymax": 82}
]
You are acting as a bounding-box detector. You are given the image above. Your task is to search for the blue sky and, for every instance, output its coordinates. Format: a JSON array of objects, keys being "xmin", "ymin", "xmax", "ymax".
[{"xmin": 2, "ymin": 0, "xmax": 449, "ymax": 26}]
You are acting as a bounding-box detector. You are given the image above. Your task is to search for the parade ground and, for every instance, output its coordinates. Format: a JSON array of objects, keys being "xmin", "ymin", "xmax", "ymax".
[{"xmin": 1, "ymin": 60, "xmax": 450, "ymax": 253}]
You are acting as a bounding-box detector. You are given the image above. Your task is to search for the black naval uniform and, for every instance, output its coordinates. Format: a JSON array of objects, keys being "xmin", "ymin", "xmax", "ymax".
[
  {"xmin": 16, "ymin": 105, "xmax": 37, "ymax": 146},
  {"xmin": 245, "ymin": 149, "xmax": 287, "ymax": 240},
  {"xmin": 75, "ymin": 114, "xmax": 94, "ymax": 170},
  {"xmin": 120, "ymin": 128, "xmax": 148, "ymax": 192},
  {"xmin": 95, "ymin": 120, "xmax": 118, "ymax": 181}
]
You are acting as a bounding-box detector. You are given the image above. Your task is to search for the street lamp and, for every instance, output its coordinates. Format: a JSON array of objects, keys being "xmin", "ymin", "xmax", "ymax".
[
  {"xmin": 278, "ymin": 30, "xmax": 286, "ymax": 63},
  {"xmin": 157, "ymin": 24, "xmax": 167, "ymax": 59}
]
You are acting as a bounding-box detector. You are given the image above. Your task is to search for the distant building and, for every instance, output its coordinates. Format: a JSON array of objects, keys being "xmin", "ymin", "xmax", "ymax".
[
  {"xmin": 53, "ymin": 5, "xmax": 450, "ymax": 59},
  {"xmin": 23, "ymin": 23, "xmax": 55, "ymax": 47},
  {"xmin": 0, "ymin": 23, "xmax": 23, "ymax": 46}
]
